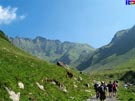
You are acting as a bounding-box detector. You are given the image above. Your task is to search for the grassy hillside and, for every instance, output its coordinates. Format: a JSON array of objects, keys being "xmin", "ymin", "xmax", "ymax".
[{"xmin": 0, "ymin": 31, "xmax": 94, "ymax": 100}]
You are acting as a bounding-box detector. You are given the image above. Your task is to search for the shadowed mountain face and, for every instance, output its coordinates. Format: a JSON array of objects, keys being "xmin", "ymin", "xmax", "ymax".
[
  {"xmin": 77, "ymin": 25, "xmax": 135, "ymax": 71},
  {"xmin": 10, "ymin": 36, "xmax": 95, "ymax": 68}
]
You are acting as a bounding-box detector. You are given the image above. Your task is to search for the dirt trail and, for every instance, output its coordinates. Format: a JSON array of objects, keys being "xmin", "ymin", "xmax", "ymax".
[{"xmin": 86, "ymin": 96, "xmax": 118, "ymax": 101}]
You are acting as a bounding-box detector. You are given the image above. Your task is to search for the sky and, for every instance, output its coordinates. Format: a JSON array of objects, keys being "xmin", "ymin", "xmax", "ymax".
[{"xmin": 0, "ymin": 0, "xmax": 135, "ymax": 48}]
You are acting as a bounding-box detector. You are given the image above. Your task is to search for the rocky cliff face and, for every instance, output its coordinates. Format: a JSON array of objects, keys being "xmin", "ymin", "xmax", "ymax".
[{"xmin": 10, "ymin": 36, "xmax": 95, "ymax": 68}]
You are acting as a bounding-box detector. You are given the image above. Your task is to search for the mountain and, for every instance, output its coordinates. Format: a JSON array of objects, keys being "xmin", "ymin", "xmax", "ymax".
[
  {"xmin": 77, "ymin": 25, "xmax": 135, "ymax": 71},
  {"xmin": 0, "ymin": 30, "xmax": 93, "ymax": 100},
  {"xmin": 10, "ymin": 36, "xmax": 95, "ymax": 68}
]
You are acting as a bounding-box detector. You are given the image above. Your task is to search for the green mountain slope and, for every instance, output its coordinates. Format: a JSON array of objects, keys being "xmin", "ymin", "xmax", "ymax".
[
  {"xmin": 10, "ymin": 37, "xmax": 95, "ymax": 68},
  {"xmin": 0, "ymin": 30, "xmax": 93, "ymax": 100},
  {"xmin": 77, "ymin": 25, "xmax": 135, "ymax": 71}
]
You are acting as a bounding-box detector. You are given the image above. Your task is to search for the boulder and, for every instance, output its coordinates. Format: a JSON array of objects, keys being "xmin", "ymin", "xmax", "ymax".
[
  {"xmin": 57, "ymin": 61, "xmax": 69, "ymax": 69},
  {"xmin": 18, "ymin": 82, "xmax": 24, "ymax": 89},
  {"xmin": 67, "ymin": 71, "xmax": 73, "ymax": 78},
  {"xmin": 59, "ymin": 84, "xmax": 68, "ymax": 93},
  {"xmin": 78, "ymin": 76, "xmax": 82, "ymax": 81},
  {"xmin": 36, "ymin": 82, "xmax": 45, "ymax": 91},
  {"xmin": 5, "ymin": 87, "xmax": 20, "ymax": 101}
]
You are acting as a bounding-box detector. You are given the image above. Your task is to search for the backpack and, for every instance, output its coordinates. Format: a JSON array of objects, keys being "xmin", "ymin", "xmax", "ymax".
[
  {"xmin": 113, "ymin": 83, "xmax": 117, "ymax": 89},
  {"xmin": 100, "ymin": 85, "xmax": 105, "ymax": 93},
  {"xmin": 100, "ymin": 86, "xmax": 106, "ymax": 100}
]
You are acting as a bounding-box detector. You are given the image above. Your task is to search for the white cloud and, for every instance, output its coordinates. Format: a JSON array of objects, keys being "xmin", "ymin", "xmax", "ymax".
[{"xmin": 0, "ymin": 5, "xmax": 25, "ymax": 25}]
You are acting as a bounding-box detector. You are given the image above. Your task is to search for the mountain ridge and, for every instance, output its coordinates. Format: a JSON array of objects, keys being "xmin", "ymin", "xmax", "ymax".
[
  {"xmin": 10, "ymin": 36, "xmax": 95, "ymax": 68},
  {"xmin": 77, "ymin": 25, "xmax": 135, "ymax": 71}
]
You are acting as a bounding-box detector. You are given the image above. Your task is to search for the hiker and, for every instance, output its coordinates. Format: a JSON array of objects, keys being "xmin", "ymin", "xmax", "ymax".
[
  {"xmin": 94, "ymin": 81, "xmax": 100, "ymax": 99},
  {"xmin": 113, "ymin": 80, "xmax": 118, "ymax": 97},
  {"xmin": 99, "ymin": 81, "xmax": 107, "ymax": 101},
  {"xmin": 107, "ymin": 81, "xmax": 113, "ymax": 97}
]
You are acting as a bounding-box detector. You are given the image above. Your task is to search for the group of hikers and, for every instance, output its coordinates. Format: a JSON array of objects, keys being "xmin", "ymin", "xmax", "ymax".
[{"xmin": 94, "ymin": 80, "xmax": 118, "ymax": 101}]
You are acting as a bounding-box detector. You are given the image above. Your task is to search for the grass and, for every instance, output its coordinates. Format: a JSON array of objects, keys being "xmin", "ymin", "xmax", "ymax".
[
  {"xmin": 0, "ymin": 31, "xmax": 94, "ymax": 100},
  {"xmin": 2, "ymin": 29, "xmax": 135, "ymax": 100},
  {"xmin": 118, "ymin": 83, "xmax": 135, "ymax": 101}
]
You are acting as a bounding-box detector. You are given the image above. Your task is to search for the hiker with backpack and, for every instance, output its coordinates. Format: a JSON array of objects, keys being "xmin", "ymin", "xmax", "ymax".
[
  {"xmin": 107, "ymin": 81, "xmax": 113, "ymax": 98},
  {"xmin": 113, "ymin": 80, "xmax": 118, "ymax": 97},
  {"xmin": 94, "ymin": 81, "xmax": 100, "ymax": 99},
  {"xmin": 99, "ymin": 81, "xmax": 107, "ymax": 101}
]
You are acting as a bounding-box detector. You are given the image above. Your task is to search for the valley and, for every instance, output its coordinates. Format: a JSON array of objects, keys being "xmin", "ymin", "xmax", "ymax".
[
  {"xmin": 1, "ymin": 0, "xmax": 135, "ymax": 100},
  {"xmin": 1, "ymin": 25, "xmax": 135, "ymax": 101}
]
